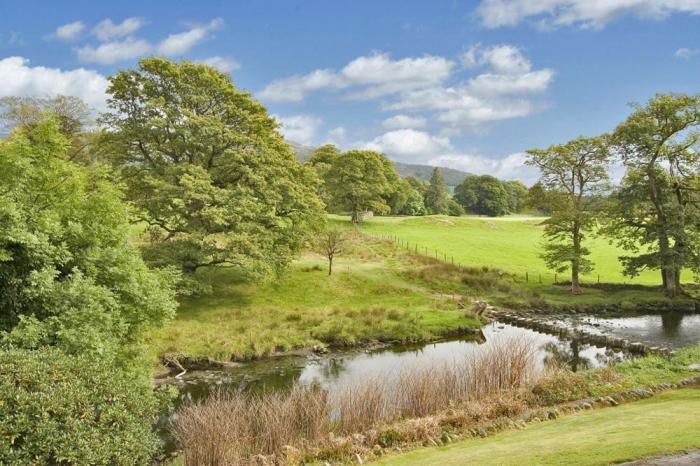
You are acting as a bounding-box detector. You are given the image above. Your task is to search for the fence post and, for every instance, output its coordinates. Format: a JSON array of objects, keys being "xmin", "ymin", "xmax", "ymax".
[
  {"xmin": 526, "ymin": 271, "xmax": 529, "ymax": 283},
  {"xmin": 539, "ymin": 273, "xmax": 542, "ymax": 284}
]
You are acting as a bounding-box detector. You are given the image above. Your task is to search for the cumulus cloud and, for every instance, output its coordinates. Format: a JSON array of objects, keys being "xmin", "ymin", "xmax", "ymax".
[
  {"xmin": 325, "ymin": 126, "xmax": 347, "ymax": 146},
  {"xmin": 0, "ymin": 56, "xmax": 108, "ymax": 111},
  {"xmin": 76, "ymin": 37, "xmax": 151, "ymax": 65},
  {"xmin": 364, "ymin": 129, "xmax": 453, "ymax": 162},
  {"xmin": 674, "ymin": 47, "xmax": 699, "ymax": 59},
  {"xmin": 259, "ymin": 52, "xmax": 453, "ymax": 102},
  {"xmin": 382, "ymin": 114, "xmax": 427, "ymax": 129},
  {"xmin": 92, "ymin": 17, "xmax": 146, "ymax": 41},
  {"xmin": 476, "ymin": 0, "xmax": 700, "ymax": 29},
  {"xmin": 156, "ymin": 18, "xmax": 223, "ymax": 56},
  {"xmin": 429, "ymin": 152, "xmax": 539, "ymax": 183},
  {"xmin": 387, "ymin": 45, "xmax": 553, "ymax": 127},
  {"xmin": 54, "ymin": 21, "xmax": 85, "ymax": 41},
  {"xmin": 275, "ymin": 114, "xmax": 322, "ymax": 146},
  {"xmin": 74, "ymin": 18, "xmax": 223, "ymax": 64},
  {"xmin": 198, "ymin": 56, "xmax": 241, "ymax": 73}
]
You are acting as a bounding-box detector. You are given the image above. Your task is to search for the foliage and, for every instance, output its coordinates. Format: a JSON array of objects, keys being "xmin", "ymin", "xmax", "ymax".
[
  {"xmin": 100, "ymin": 58, "xmax": 324, "ymax": 280},
  {"xmin": 424, "ymin": 168, "xmax": 450, "ymax": 214},
  {"xmin": 0, "ymin": 118, "xmax": 177, "ymax": 358},
  {"xmin": 446, "ymin": 198, "xmax": 465, "ymax": 216},
  {"xmin": 0, "ymin": 347, "xmax": 165, "ymax": 466},
  {"xmin": 454, "ymin": 175, "xmax": 510, "ymax": 217},
  {"xmin": 0, "ymin": 95, "xmax": 96, "ymax": 163},
  {"xmin": 319, "ymin": 227, "xmax": 345, "ymax": 275},
  {"xmin": 503, "ymin": 180, "xmax": 529, "ymax": 213},
  {"xmin": 324, "ymin": 149, "xmax": 400, "ymax": 222},
  {"xmin": 605, "ymin": 93, "xmax": 700, "ymax": 296},
  {"xmin": 526, "ymin": 136, "xmax": 611, "ymax": 293}
]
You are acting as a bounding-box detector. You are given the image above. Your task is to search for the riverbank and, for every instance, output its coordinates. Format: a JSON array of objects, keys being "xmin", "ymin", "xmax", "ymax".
[
  {"xmin": 148, "ymin": 228, "xmax": 695, "ymax": 369},
  {"xmin": 164, "ymin": 343, "xmax": 700, "ymax": 464},
  {"xmin": 376, "ymin": 387, "xmax": 700, "ymax": 466}
]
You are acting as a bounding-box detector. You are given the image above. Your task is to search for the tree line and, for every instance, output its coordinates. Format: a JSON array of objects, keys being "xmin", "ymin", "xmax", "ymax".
[
  {"xmin": 305, "ymin": 144, "xmax": 530, "ymax": 221},
  {"xmin": 526, "ymin": 93, "xmax": 700, "ymax": 297}
]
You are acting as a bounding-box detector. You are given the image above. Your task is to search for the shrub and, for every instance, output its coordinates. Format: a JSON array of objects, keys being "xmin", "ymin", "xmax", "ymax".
[{"xmin": 0, "ymin": 348, "xmax": 164, "ymax": 465}]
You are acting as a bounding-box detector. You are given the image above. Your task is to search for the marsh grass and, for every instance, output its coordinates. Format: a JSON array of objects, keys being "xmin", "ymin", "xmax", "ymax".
[{"xmin": 172, "ymin": 336, "xmax": 538, "ymax": 464}]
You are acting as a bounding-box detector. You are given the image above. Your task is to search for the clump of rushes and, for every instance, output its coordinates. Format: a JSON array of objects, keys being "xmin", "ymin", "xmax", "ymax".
[{"xmin": 172, "ymin": 336, "xmax": 537, "ymax": 464}]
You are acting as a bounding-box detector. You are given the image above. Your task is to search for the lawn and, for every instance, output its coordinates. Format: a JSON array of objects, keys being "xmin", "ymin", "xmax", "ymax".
[
  {"xmin": 376, "ymin": 388, "xmax": 700, "ymax": 466},
  {"xmin": 340, "ymin": 214, "xmax": 666, "ymax": 285},
  {"xmin": 147, "ymin": 233, "xmax": 481, "ymax": 361}
]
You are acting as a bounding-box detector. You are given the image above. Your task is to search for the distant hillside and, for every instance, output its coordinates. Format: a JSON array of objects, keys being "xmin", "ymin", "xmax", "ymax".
[{"xmin": 287, "ymin": 141, "xmax": 471, "ymax": 187}]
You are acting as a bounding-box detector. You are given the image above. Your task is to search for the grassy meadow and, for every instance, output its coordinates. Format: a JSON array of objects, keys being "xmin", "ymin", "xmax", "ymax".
[
  {"xmin": 148, "ymin": 233, "xmax": 485, "ymax": 361},
  {"xmin": 376, "ymin": 388, "xmax": 700, "ymax": 466},
  {"xmin": 342, "ymin": 214, "xmax": 665, "ymax": 285}
]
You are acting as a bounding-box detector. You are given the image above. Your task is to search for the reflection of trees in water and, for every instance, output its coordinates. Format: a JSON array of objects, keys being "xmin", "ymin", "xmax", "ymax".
[
  {"xmin": 543, "ymin": 340, "xmax": 592, "ymax": 372},
  {"xmin": 661, "ymin": 311, "xmax": 684, "ymax": 337}
]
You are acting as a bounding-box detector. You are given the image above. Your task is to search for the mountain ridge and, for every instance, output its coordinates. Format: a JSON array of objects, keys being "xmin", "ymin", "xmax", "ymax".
[{"xmin": 287, "ymin": 141, "xmax": 472, "ymax": 187}]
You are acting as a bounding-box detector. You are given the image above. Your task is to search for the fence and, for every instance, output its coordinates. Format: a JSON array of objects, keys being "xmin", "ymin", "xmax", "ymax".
[{"xmin": 367, "ymin": 231, "xmax": 603, "ymax": 286}]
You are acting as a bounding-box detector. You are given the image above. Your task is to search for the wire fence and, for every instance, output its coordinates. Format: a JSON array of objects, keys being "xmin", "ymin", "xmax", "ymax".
[{"xmin": 366, "ymin": 231, "xmax": 604, "ymax": 286}]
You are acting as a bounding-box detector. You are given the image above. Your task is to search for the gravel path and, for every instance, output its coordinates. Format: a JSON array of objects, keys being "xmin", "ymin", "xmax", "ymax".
[{"xmin": 620, "ymin": 450, "xmax": 700, "ymax": 465}]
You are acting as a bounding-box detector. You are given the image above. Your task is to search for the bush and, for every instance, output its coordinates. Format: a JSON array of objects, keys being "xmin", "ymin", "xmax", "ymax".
[{"xmin": 0, "ymin": 348, "xmax": 164, "ymax": 465}]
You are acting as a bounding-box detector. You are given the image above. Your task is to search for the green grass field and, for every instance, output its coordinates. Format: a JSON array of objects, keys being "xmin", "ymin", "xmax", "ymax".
[
  {"xmin": 376, "ymin": 388, "xmax": 700, "ymax": 466},
  {"xmin": 340, "ymin": 214, "xmax": 666, "ymax": 285},
  {"xmin": 147, "ymin": 233, "xmax": 482, "ymax": 361}
]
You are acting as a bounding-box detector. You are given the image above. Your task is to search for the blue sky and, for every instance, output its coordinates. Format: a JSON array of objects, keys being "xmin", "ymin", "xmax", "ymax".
[{"xmin": 1, "ymin": 0, "xmax": 699, "ymax": 183}]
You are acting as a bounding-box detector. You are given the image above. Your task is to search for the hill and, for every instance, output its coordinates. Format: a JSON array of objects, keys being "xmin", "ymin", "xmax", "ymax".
[{"xmin": 287, "ymin": 141, "xmax": 471, "ymax": 187}]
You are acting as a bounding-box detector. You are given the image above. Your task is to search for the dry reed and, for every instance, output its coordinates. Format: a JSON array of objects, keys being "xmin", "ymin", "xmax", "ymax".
[{"xmin": 172, "ymin": 336, "xmax": 538, "ymax": 465}]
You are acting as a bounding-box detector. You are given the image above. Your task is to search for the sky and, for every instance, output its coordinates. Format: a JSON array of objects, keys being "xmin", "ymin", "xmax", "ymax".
[{"xmin": 1, "ymin": 0, "xmax": 699, "ymax": 184}]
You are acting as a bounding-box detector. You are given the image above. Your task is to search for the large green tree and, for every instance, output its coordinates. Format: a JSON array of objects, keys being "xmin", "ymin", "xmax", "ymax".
[
  {"xmin": 325, "ymin": 150, "xmax": 398, "ymax": 222},
  {"xmin": 0, "ymin": 117, "xmax": 177, "ymax": 354},
  {"xmin": 607, "ymin": 93, "xmax": 700, "ymax": 297},
  {"xmin": 0, "ymin": 117, "xmax": 177, "ymax": 463},
  {"xmin": 527, "ymin": 136, "xmax": 611, "ymax": 294},
  {"xmin": 424, "ymin": 167, "xmax": 449, "ymax": 214},
  {"xmin": 100, "ymin": 58, "xmax": 324, "ymax": 283},
  {"xmin": 454, "ymin": 175, "xmax": 510, "ymax": 217}
]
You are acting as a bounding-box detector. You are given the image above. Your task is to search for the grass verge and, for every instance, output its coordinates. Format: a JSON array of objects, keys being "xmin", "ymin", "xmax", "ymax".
[{"xmin": 376, "ymin": 388, "xmax": 700, "ymax": 466}]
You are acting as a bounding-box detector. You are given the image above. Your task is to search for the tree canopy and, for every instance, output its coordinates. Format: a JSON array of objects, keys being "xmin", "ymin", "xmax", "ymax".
[
  {"xmin": 100, "ymin": 58, "xmax": 324, "ymax": 283},
  {"xmin": 454, "ymin": 175, "xmax": 511, "ymax": 217}
]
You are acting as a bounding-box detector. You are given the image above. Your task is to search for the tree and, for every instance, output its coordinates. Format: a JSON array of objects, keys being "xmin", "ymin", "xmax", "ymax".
[
  {"xmin": 0, "ymin": 117, "xmax": 177, "ymax": 354},
  {"xmin": 1, "ymin": 95, "xmax": 96, "ymax": 163},
  {"xmin": 527, "ymin": 136, "xmax": 611, "ymax": 294},
  {"xmin": 320, "ymin": 228, "xmax": 345, "ymax": 275},
  {"xmin": 100, "ymin": 58, "xmax": 324, "ymax": 283},
  {"xmin": 325, "ymin": 150, "xmax": 398, "ymax": 222},
  {"xmin": 504, "ymin": 180, "xmax": 529, "ymax": 213},
  {"xmin": 454, "ymin": 175, "xmax": 510, "ymax": 216},
  {"xmin": 424, "ymin": 167, "xmax": 449, "ymax": 214},
  {"xmin": 306, "ymin": 144, "xmax": 341, "ymax": 207},
  {"xmin": 606, "ymin": 93, "xmax": 700, "ymax": 297},
  {"xmin": 0, "ymin": 118, "xmax": 177, "ymax": 463}
]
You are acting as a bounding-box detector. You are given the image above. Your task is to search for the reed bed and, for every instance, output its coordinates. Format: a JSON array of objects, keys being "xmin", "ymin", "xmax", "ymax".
[{"xmin": 172, "ymin": 336, "xmax": 538, "ymax": 464}]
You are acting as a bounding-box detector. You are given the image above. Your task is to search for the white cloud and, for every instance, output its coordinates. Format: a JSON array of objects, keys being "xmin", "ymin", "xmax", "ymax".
[
  {"xmin": 476, "ymin": 0, "xmax": 700, "ymax": 29},
  {"xmin": 93, "ymin": 17, "xmax": 146, "ymax": 41},
  {"xmin": 0, "ymin": 56, "xmax": 108, "ymax": 111},
  {"xmin": 382, "ymin": 114, "xmax": 427, "ymax": 129},
  {"xmin": 54, "ymin": 21, "xmax": 85, "ymax": 41},
  {"xmin": 258, "ymin": 69, "xmax": 338, "ymax": 102},
  {"xmin": 325, "ymin": 126, "xmax": 347, "ymax": 146},
  {"xmin": 258, "ymin": 52, "xmax": 453, "ymax": 102},
  {"xmin": 275, "ymin": 114, "xmax": 322, "ymax": 146},
  {"xmin": 674, "ymin": 47, "xmax": 699, "ymax": 59},
  {"xmin": 76, "ymin": 38, "xmax": 152, "ymax": 65},
  {"xmin": 429, "ymin": 152, "xmax": 539, "ymax": 183},
  {"xmin": 365, "ymin": 129, "xmax": 453, "ymax": 161},
  {"xmin": 386, "ymin": 45, "xmax": 553, "ymax": 127},
  {"xmin": 198, "ymin": 56, "xmax": 240, "ymax": 73},
  {"xmin": 156, "ymin": 18, "xmax": 223, "ymax": 56}
]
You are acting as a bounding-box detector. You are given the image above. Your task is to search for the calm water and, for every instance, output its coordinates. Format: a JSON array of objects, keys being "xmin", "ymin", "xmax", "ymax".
[
  {"xmin": 160, "ymin": 311, "xmax": 699, "ymax": 453},
  {"xmin": 547, "ymin": 311, "xmax": 700, "ymax": 349}
]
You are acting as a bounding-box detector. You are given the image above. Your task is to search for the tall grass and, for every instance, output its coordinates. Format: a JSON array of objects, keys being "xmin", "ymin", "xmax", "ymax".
[{"xmin": 172, "ymin": 336, "xmax": 538, "ymax": 464}]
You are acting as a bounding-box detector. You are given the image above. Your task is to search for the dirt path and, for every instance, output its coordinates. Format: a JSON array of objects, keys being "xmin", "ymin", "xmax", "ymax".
[{"xmin": 620, "ymin": 450, "xmax": 700, "ymax": 465}]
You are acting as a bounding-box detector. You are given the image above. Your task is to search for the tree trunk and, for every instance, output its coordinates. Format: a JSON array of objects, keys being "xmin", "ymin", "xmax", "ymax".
[
  {"xmin": 328, "ymin": 257, "xmax": 333, "ymax": 276},
  {"xmin": 571, "ymin": 222, "xmax": 582, "ymax": 294},
  {"xmin": 351, "ymin": 211, "xmax": 359, "ymax": 224}
]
